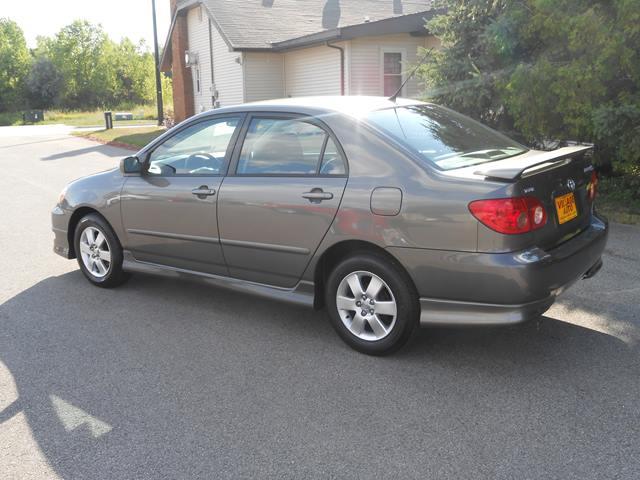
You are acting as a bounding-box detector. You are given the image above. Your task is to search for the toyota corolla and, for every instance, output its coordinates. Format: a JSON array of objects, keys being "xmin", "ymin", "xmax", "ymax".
[{"xmin": 52, "ymin": 97, "xmax": 608, "ymax": 355}]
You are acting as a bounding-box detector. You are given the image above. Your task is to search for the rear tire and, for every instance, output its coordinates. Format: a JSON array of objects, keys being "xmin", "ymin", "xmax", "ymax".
[
  {"xmin": 325, "ymin": 252, "xmax": 419, "ymax": 355},
  {"xmin": 74, "ymin": 213, "xmax": 130, "ymax": 288}
]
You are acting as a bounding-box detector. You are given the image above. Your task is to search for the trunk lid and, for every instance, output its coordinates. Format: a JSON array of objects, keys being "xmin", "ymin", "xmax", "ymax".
[
  {"xmin": 473, "ymin": 146, "xmax": 592, "ymax": 181},
  {"xmin": 442, "ymin": 146, "xmax": 595, "ymax": 250}
]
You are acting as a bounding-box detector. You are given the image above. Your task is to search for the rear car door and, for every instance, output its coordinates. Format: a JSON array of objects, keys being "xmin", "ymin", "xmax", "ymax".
[
  {"xmin": 121, "ymin": 114, "xmax": 243, "ymax": 275},
  {"xmin": 217, "ymin": 114, "xmax": 348, "ymax": 287}
]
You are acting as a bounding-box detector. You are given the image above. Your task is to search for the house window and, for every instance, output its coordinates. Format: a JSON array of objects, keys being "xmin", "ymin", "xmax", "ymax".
[
  {"xmin": 195, "ymin": 65, "xmax": 201, "ymax": 93},
  {"xmin": 383, "ymin": 51, "xmax": 403, "ymax": 97}
]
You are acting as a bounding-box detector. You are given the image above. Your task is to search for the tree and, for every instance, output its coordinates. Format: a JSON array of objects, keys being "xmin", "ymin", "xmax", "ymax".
[
  {"xmin": 2, "ymin": 18, "xmax": 171, "ymax": 115},
  {"xmin": 104, "ymin": 38, "xmax": 156, "ymax": 106},
  {"xmin": 417, "ymin": 0, "xmax": 640, "ymax": 168},
  {"xmin": 26, "ymin": 57, "xmax": 63, "ymax": 108},
  {"xmin": 0, "ymin": 18, "xmax": 31, "ymax": 111},
  {"xmin": 41, "ymin": 20, "xmax": 110, "ymax": 109},
  {"xmin": 35, "ymin": 20, "xmax": 166, "ymax": 110},
  {"xmin": 416, "ymin": 0, "xmax": 512, "ymax": 128}
]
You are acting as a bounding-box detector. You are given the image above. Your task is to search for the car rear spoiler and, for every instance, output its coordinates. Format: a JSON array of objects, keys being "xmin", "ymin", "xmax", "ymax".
[{"xmin": 474, "ymin": 146, "xmax": 593, "ymax": 181}]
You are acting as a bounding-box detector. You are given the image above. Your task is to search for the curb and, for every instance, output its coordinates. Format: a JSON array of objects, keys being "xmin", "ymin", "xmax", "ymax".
[{"xmin": 81, "ymin": 134, "xmax": 139, "ymax": 151}]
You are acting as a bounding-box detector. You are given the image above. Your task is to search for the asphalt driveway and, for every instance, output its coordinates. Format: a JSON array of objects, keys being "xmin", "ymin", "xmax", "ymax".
[{"xmin": 1, "ymin": 125, "xmax": 639, "ymax": 479}]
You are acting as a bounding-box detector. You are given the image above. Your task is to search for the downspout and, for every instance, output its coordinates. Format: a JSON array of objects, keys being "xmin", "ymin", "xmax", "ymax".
[
  {"xmin": 207, "ymin": 18, "xmax": 216, "ymax": 107},
  {"xmin": 326, "ymin": 42, "xmax": 345, "ymax": 95}
]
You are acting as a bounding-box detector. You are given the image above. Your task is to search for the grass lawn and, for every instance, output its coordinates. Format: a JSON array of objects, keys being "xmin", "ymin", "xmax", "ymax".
[
  {"xmin": 0, "ymin": 111, "xmax": 24, "ymax": 126},
  {"xmin": 73, "ymin": 126, "xmax": 166, "ymax": 150},
  {"xmin": 0, "ymin": 105, "xmax": 158, "ymax": 127}
]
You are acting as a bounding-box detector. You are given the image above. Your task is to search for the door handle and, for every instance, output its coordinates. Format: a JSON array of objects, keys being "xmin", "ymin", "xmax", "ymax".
[
  {"xmin": 192, "ymin": 186, "xmax": 216, "ymax": 198},
  {"xmin": 302, "ymin": 189, "xmax": 334, "ymax": 203}
]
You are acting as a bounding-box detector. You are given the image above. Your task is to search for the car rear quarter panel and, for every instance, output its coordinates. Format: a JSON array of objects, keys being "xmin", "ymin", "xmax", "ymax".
[{"xmin": 301, "ymin": 113, "xmax": 495, "ymax": 282}]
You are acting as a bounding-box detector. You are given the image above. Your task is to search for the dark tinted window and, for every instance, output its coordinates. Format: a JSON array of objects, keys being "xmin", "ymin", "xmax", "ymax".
[
  {"xmin": 319, "ymin": 137, "xmax": 346, "ymax": 175},
  {"xmin": 148, "ymin": 117, "xmax": 240, "ymax": 176},
  {"xmin": 366, "ymin": 105, "xmax": 527, "ymax": 170},
  {"xmin": 237, "ymin": 118, "xmax": 335, "ymax": 175}
]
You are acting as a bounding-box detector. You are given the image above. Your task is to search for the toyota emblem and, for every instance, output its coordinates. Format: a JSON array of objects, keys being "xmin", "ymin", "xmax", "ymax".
[{"xmin": 566, "ymin": 178, "xmax": 576, "ymax": 191}]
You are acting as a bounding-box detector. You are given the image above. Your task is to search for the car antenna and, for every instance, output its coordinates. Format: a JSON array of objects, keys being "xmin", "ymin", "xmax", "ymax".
[{"xmin": 388, "ymin": 49, "xmax": 432, "ymax": 103}]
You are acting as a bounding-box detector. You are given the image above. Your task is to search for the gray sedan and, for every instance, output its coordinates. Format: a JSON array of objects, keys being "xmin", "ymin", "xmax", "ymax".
[{"xmin": 52, "ymin": 96, "xmax": 608, "ymax": 355}]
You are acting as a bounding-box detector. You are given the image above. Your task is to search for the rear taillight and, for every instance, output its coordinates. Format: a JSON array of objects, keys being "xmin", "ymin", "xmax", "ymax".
[
  {"xmin": 468, "ymin": 197, "xmax": 547, "ymax": 234},
  {"xmin": 587, "ymin": 171, "xmax": 598, "ymax": 203}
]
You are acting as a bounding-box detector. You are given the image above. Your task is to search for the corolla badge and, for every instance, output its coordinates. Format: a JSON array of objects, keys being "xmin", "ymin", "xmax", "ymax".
[{"xmin": 566, "ymin": 178, "xmax": 576, "ymax": 191}]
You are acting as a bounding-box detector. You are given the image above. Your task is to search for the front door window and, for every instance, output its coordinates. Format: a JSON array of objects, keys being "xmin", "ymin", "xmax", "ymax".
[{"xmin": 147, "ymin": 117, "xmax": 240, "ymax": 176}]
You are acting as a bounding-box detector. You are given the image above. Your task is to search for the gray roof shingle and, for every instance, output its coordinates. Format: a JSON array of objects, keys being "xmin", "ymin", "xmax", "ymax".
[{"xmin": 178, "ymin": 0, "xmax": 435, "ymax": 49}]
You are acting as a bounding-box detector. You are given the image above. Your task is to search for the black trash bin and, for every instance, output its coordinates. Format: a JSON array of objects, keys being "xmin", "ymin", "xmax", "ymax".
[
  {"xmin": 23, "ymin": 110, "xmax": 44, "ymax": 123},
  {"xmin": 104, "ymin": 111, "xmax": 113, "ymax": 130}
]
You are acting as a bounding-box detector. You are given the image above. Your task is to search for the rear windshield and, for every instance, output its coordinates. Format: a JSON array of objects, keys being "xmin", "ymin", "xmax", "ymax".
[{"xmin": 365, "ymin": 104, "xmax": 527, "ymax": 170}]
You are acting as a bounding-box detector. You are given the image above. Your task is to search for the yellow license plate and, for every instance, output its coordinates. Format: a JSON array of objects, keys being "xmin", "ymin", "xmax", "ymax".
[{"xmin": 555, "ymin": 192, "xmax": 578, "ymax": 224}]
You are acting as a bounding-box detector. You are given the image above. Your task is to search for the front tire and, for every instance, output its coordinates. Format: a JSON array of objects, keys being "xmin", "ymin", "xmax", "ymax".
[
  {"xmin": 74, "ymin": 213, "xmax": 129, "ymax": 288},
  {"xmin": 325, "ymin": 252, "xmax": 419, "ymax": 355}
]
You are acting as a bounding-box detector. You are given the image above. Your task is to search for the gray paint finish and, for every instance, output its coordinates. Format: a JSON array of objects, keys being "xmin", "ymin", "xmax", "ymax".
[
  {"xmin": 370, "ymin": 187, "xmax": 402, "ymax": 216},
  {"xmin": 52, "ymin": 96, "xmax": 609, "ymax": 327},
  {"xmin": 217, "ymin": 176, "xmax": 347, "ymax": 287},
  {"xmin": 121, "ymin": 175, "xmax": 228, "ymax": 275}
]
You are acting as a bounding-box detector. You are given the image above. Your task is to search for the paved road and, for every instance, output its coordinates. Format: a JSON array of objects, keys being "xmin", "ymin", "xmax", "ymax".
[{"xmin": 0, "ymin": 125, "xmax": 639, "ymax": 479}]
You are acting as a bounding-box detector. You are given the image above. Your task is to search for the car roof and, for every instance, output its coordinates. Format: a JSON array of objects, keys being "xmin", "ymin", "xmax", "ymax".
[
  {"xmin": 192, "ymin": 96, "xmax": 425, "ymax": 119},
  {"xmin": 141, "ymin": 96, "xmax": 426, "ymax": 156}
]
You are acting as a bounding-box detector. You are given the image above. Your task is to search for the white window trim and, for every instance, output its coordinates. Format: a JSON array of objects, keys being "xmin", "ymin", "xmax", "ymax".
[{"xmin": 380, "ymin": 47, "xmax": 407, "ymax": 97}]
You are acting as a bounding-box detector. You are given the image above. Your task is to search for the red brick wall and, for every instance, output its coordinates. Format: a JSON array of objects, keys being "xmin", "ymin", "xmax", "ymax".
[{"xmin": 169, "ymin": 0, "xmax": 194, "ymax": 122}]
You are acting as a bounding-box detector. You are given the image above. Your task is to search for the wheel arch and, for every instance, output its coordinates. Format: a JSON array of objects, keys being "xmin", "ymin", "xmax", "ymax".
[
  {"xmin": 312, "ymin": 239, "xmax": 415, "ymax": 309},
  {"xmin": 67, "ymin": 207, "xmax": 117, "ymax": 259}
]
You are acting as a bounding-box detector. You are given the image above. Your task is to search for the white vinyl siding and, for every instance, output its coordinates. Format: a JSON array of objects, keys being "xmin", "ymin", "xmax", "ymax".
[
  {"xmin": 186, "ymin": 7, "xmax": 244, "ymax": 111},
  {"xmin": 244, "ymin": 52, "xmax": 285, "ymax": 102},
  {"xmin": 283, "ymin": 44, "xmax": 343, "ymax": 97},
  {"xmin": 187, "ymin": 7, "xmax": 213, "ymax": 112},
  {"xmin": 181, "ymin": 15, "xmax": 439, "ymax": 114},
  {"xmin": 349, "ymin": 34, "xmax": 439, "ymax": 98},
  {"xmin": 211, "ymin": 23, "xmax": 244, "ymax": 106}
]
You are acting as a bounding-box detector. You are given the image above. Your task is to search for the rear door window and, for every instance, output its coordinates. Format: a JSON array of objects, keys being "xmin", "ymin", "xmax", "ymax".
[
  {"xmin": 319, "ymin": 137, "xmax": 346, "ymax": 175},
  {"xmin": 236, "ymin": 117, "xmax": 346, "ymax": 175}
]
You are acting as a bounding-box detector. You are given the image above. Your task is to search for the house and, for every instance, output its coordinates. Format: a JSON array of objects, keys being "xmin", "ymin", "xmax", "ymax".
[{"xmin": 161, "ymin": 0, "xmax": 441, "ymax": 122}]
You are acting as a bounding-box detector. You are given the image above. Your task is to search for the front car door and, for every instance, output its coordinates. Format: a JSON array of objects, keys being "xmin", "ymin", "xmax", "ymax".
[
  {"xmin": 217, "ymin": 114, "xmax": 348, "ymax": 287},
  {"xmin": 120, "ymin": 114, "xmax": 243, "ymax": 275}
]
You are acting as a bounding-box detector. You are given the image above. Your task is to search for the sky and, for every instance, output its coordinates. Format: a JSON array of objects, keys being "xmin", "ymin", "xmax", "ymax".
[{"xmin": 2, "ymin": 0, "xmax": 172, "ymax": 50}]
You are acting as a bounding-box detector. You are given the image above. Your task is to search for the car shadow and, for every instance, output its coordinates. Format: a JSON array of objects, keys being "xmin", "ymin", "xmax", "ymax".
[
  {"xmin": 0, "ymin": 136, "xmax": 74, "ymax": 150},
  {"xmin": 0, "ymin": 271, "xmax": 638, "ymax": 478},
  {"xmin": 41, "ymin": 142, "xmax": 129, "ymax": 161}
]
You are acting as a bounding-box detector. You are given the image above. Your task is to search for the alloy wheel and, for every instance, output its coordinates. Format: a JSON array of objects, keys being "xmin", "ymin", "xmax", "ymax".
[
  {"xmin": 336, "ymin": 270, "xmax": 398, "ymax": 341},
  {"xmin": 79, "ymin": 226, "xmax": 111, "ymax": 278}
]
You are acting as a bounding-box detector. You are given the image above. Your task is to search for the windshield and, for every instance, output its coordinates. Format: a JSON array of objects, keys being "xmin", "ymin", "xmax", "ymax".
[{"xmin": 365, "ymin": 104, "xmax": 528, "ymax": 170}]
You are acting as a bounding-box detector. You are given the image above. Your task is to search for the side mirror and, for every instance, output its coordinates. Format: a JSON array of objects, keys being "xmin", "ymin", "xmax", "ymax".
[{"xmin": 120, "ymin": 156, "xmax": 142, "ymax": 174}]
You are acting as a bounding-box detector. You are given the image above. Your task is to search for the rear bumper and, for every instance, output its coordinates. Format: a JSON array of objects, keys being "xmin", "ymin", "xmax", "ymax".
[
  {"xmin": 389, "ymin": 213, "xmax": 608, "ymax": 326},
  {"xmin": 418, "ymin": 296, "xmax": 555, "ymax": 326}
]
